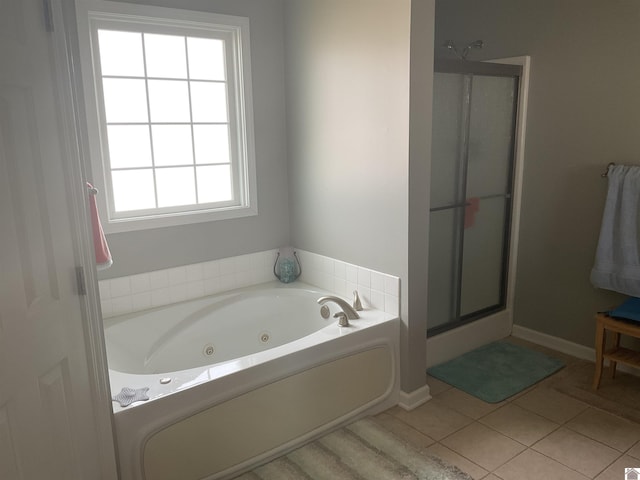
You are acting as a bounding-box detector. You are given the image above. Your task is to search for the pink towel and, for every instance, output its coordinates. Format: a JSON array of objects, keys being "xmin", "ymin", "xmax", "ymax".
[
  {"xmin": 464, "ymin": 197, "xmax": 480, "ymax": 229},
  {"xmin": 87, "ymin": 183, "xmax": 113, "ymax": 270}
]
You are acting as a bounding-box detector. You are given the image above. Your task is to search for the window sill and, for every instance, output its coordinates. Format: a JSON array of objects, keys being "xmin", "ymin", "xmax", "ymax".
[{"xmin": 102, "ymin": 204, "xmax": 258, "ymax": 234}]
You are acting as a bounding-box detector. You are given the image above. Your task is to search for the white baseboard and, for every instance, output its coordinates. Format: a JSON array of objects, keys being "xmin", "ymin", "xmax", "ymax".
[
  {"xmin": 511, "ymin": 325, "xmax": 594, "ymax": 361},
  {"xmin": 512, "ymin": 324, "xmax": 640, "ymax": 376},
  {"xmin": 398, "ymin": 385, "xmax": 431, "ymax": 411}
]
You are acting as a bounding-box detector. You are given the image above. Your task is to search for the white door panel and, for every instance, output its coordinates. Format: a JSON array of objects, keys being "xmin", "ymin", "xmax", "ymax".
[{"xmin": 0, "ymin": 0, "xmax": 117, "ymax": 478}]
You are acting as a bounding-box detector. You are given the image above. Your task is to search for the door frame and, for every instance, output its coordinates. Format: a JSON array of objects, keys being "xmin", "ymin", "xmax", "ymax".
[
  {"xmin": 51, "ymin": 0, "xmax": 118, "ymax": 474},
  {"xmin": 426, "ymin": 55, "xmax": 530, "ymax": 367}
]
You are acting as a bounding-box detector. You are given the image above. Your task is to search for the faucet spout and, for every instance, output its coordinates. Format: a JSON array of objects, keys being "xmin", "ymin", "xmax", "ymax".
[{"xmin": 317, "ymin": 296, "xmax": 360, "ymax": 319}]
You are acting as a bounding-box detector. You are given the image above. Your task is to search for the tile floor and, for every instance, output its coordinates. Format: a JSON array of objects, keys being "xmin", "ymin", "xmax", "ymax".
[{"xmin": 377, "ymin": 344, "xmax": 640, "ymax": 480}]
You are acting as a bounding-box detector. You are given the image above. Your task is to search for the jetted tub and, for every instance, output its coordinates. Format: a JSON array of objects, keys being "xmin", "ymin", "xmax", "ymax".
[{"xmin": 106, "ymin": 281, "xmax": 400, "ymax": 480}]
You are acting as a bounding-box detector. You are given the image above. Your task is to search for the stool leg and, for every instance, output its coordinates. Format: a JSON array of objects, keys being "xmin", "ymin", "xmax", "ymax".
[
  {"xmin": 593, "ymin": 319, "xmax": 606, "ymax": 390},
  {"xmin": 610, "ymin": 331, "xmax": 620, "ymax": 379}
]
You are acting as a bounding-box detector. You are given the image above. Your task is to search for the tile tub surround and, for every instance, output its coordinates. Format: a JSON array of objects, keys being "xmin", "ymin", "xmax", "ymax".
[
  {"xmin": 295, "ymin": 250, "xmax": 400, "ymax": 317},
  {"xmin": 98, "ymin": 249, "xmax": 400, "ymax": 319}
]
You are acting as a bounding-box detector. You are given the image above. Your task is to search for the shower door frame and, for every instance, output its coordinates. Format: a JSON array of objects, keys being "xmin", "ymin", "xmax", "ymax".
[
  {"xmin": 427, "ymin": 57, "xmax": 526, "ymax": 342},
  {"xmin": 427, "ymin": 56, "xmax": 530, "ymax": 367}
]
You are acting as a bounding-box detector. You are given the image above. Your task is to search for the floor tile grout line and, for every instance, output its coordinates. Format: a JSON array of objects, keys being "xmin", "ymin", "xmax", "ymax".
[
  {"xmin": 430, "ymin": 439, "xmax": 490, "ymax": 478},
  {"xmin": 520, "ymin": 446, "xmax": 600, "ymax": 479},
  {"xmin": 591, "ymin": 452, "xmax": 625, "ymax": 480},
  {"xmin": 415, "ymin": 344, "xmax": 640, "ymax": 480},
  {"xmin": 435, "ymin": 385, "xmax": 624, "ymax": 479}
]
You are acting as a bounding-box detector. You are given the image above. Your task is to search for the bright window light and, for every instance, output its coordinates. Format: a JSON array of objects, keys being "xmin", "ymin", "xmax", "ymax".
[{"xmin": 77, "ymin": 1, "xmax": 257, "ymax": 232}]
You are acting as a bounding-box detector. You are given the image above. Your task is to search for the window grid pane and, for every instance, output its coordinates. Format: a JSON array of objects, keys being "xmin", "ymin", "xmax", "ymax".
[{"xmin": 98, "ymin": 29, "xmax": 232, "ymax": 213}]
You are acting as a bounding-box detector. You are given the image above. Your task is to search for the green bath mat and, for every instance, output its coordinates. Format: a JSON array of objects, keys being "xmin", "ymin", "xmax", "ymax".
[{"xmin": 428, "ymin": 341, "xmax": 565, "ymax": 403}]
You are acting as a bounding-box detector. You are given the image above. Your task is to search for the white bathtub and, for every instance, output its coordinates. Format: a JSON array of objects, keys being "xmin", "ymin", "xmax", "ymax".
[{"xmin": 106, "ymin": 281, "xmax": 400, "ymax": 480}]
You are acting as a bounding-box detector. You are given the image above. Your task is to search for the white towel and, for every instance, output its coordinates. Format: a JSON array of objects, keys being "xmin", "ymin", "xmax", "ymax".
[{"xmin": 591, "ymin": 165, "xmax": 640, "ymax": 296}]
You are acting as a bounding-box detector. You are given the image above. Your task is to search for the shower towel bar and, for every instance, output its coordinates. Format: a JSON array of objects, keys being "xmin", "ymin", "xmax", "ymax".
[{"xmin": 601, "ymin": 162, "xmax": 616, "ymax": 178}]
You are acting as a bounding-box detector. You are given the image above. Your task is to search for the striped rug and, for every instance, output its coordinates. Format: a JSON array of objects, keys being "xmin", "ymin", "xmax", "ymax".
[{"xmin": 235, "ymin": 417, "xmax": 472, "ymax": 480}]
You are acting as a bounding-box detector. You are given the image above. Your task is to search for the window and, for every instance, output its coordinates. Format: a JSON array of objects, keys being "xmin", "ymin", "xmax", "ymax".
[{"xmin": 76, "ymin": 1, "xmax": 257, "ymax": 232}]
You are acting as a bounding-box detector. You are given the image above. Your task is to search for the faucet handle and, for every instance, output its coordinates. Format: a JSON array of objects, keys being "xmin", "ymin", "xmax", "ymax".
[
  {"xmin": 334, "ymin": 312, "xmax": 350, "ymax": 327},
  {"xmin": 353, "ymin": 290, "xmax": 363, "ymax": 311}
]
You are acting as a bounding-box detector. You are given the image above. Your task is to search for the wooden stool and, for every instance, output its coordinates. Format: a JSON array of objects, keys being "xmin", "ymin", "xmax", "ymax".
[{"xmin": 593, "ymin": 313, "xmax": 640, "ymax": 389}]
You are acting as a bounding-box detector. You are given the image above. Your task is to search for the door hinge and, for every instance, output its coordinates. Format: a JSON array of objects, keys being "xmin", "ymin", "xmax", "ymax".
[
  {"xmin": 43, "ymin": 0, "xmax": 54, "ymax": 32},
  {"xmin": 75, "ymin": 267, "xmax": 87, "ymax": 296}
]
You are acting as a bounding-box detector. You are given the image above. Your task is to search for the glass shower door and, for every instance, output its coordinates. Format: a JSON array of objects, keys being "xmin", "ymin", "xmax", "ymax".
[{"xmin": 427, "ymin": 60, "xmax": 520, "ymax": 335}]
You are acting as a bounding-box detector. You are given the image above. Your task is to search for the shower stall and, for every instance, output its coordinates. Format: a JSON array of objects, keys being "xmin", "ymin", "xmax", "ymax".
[{"xmin": 427, "ymin": 59, "xmax": 522, "ymax": 336}]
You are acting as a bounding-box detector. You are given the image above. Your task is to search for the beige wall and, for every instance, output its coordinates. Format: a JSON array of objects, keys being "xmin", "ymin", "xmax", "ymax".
[
  {"xmin": 435, "ymin": 0, "xmax": 640, "ymax": 346},
  {"xmin": 284, "ymin": 0, "xmax": 435, "ymax": 391}
]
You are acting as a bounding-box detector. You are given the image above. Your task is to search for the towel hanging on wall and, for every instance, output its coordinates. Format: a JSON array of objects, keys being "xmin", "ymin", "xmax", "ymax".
[
  {"xmin": 87, "ymin": 182, "xmax": 113, "ymax": 270},
  {"xmin": 590, "ymin": 165, "xmax": 640, "ymax": 296}
]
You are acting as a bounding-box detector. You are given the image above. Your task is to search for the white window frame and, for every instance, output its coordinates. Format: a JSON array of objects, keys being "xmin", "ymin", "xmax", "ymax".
[{"xmin": 75, "ymin": 0, "xmax": 258, "ymax": 233}]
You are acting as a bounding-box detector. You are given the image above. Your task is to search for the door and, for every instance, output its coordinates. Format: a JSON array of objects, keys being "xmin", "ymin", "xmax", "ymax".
[
  {"xmin": 428, "ymin": 59, "xmax": 520, "ymax": 335},
  {"xmin": 0, "ymin": 0, "xmax": 117, "ymax": 478}
]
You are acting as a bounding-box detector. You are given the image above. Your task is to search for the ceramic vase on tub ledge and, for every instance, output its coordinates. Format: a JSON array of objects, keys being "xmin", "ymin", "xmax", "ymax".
[{"xmin": 274, "ymin": 247, "xmax": 301, "ymax": 283}]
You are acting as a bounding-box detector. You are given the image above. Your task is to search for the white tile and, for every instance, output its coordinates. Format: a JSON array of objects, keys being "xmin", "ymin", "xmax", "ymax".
[
  {"xmin": 219, "ymin": 257, "xmax": 236, "ymax": 275},
  {"xmin": 346, "ymin": 264, "xmax": 358, "ymax": 284},
  {"xmin": 236, "ymin": 271, "xmax": 252, "ymax": 288},
  {"xmin": 248, "ymin": 252, "xmax": 264, "ymax": 271},
  {"xmin": 334, "ymin": 278, "xmax": 347, "ymax": 298},
  {"xmin": 203, "ymin": 260, "xmax": 220, "ymax": 279},
  {"xmin": 318, "ymin": 272, "xmax": 333, "ymax": 292},
  {"xmin": 131, "ymin": 292, "xmax": 152, "ymax": 312},
  {"xmin": 151, "ymin": 287, "xmax": 172, "ymax": 307},
  {"xmin": 384, "ymin": 274, "xmax": 399, "ymax": 296},
  {"xmin": 306, "ymin": 270, "xmax": 322, "ymax": 289},
  {"xmin": 130, "ymin": 273, "xmax": 150, "ymax": 294},
  {"xmin": 322, "ymin": 257, "xmax": 334, "ymax": 274},
  {"xmin": 111, "ymin": 296, "xmax": 133, "ymax": 316},
  {"xmin": 186, "ymin": 263, "xmax": 204, "ymax": 282},
  {"xmin": 219, "ymin": 273, "xmax": 237, "ymax": 291},
  {"xmin": 248, "ymin": 269, "xmax": 263, "ymax": 285},
  {"xmin": 263, "ymin": 250, "xmax": 278, "ymax": 270},
  {"xmin": 257, "ymin": 269, "xmax": 273, "ymax": 284},
  {"xmin": 204, "ymin": 277, "xmax": 221, "ymax": 295},
  {"xmin": 169, "ymin": 284, "xmax": 187, "ymax": 303},
  {"xmin": 385, "ymin": 294, "xmax": 399, "ymax": 316},
  {"xmin": 110, "ymin": 277, "xmax": 131, "ymax": 298},
  {"xmin": 371, "ymin": 271, "xmax": 385, "ymax": 292},
  {"xmin": 100, "ymin": 299, "xmax": 113, "ymax": 318},
  {"xmin": 334, "ymin": 261, "xmax": 347, "ymax": 280},
  {"xmin": 370, "ymin": 289, "xmax": 385, "ymax": 311},
  {"xmin": 236, "ymin": 254, "xmax": 252, "ymax": 272},
  {"xmin": 186, "ymin": 280, "xmax": 204, "ymax": 299},
  {"xmin": 167, "ymin": 266, "xmax": 187, "ymax": 286},
  {"xmin": 148, "ymin": 270, "xmax": 169, "ymax": 290},
  {"xmin": 307, "ymin": 253, "xmax": 323, "ymax": 271},
  {"xmin": 98, "ymin": 280, "xmax": 111, "ymax": 300},
  {"xmin": 357, "ymin": 267, "xmax": 371, "ymax": 288}
]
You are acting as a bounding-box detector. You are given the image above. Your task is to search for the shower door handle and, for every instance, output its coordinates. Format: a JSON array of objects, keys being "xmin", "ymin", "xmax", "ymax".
[{"xmin": 430, "ymin": 193, "xmax": 511, "ymax": 213}]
